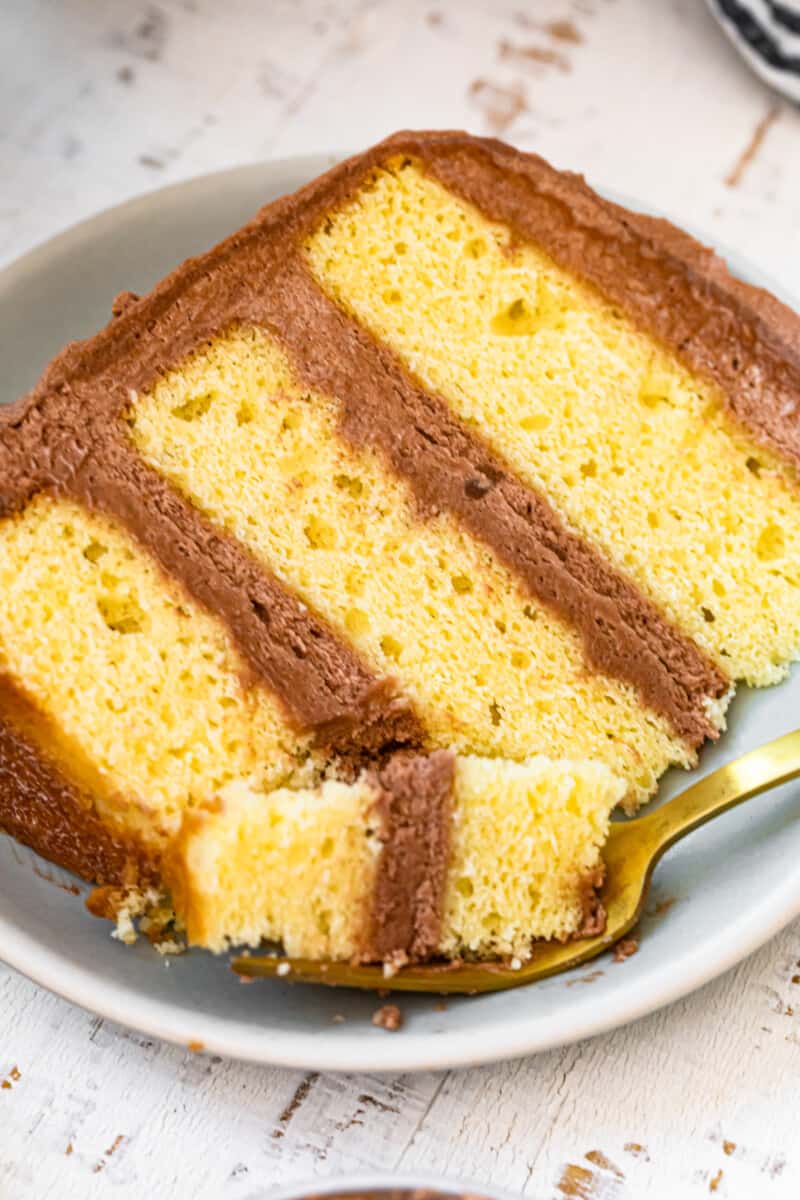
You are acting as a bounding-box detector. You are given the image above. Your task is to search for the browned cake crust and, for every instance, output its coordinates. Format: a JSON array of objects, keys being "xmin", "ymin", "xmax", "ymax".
[
  {"xmin": 2, "ymin": 130, "xmax": 798, "ymax": 949},
  {"xmin": 0, "ymin": 676, "xmax": 157, "ymax": 886}
]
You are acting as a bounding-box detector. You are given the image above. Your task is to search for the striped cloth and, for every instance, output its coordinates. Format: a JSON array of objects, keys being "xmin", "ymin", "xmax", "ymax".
[{"xmin": 709, "ymin": 0, "xmax": 800, "ymax": 101}]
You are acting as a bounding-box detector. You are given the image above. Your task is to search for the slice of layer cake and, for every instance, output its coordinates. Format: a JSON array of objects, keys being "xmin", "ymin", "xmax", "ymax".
[
  {"xmin": 166, "ymin": 753, "xmax": 622, "ymax": 962},
  {"xmin": 1, "ymin": 130, "xmax": 799, "ymax": 967}
]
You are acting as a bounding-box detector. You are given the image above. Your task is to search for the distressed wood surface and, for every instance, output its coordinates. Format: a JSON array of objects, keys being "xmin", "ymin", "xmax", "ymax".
[{"xmin": 2, "ymin": 1, "xmax": 800, "ymax": 1197}]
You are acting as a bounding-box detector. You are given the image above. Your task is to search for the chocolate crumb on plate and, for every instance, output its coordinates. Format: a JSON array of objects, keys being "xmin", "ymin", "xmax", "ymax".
[
  {"xmin": 372, "ymin": 1003, "xmax": 403, "ymax": 1031},
  {"xmin": 613, "ymin": 936, "xmax": 639, "ymax": 962}
]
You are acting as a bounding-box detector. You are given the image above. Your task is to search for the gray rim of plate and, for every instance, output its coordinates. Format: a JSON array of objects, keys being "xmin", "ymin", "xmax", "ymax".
[{"xmin": 0, "ymin": 154, "xmax": 799, "ymax": 1074}]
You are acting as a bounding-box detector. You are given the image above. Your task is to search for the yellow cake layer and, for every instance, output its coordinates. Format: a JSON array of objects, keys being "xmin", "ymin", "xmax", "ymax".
[
  {"xmin": 0, "ymin": 495, "xmax": 308, "ymax": 845},
  {"xmin": 167, "ymin": 754, "xmax": 622, "ymax": 960},
  {"xmin": 166, "ymin": 776, "xmax": 381, "ymax": 958},
  {"xmin": 441, "ymin": 754, "xmax": 621, "ymax": 957},
  {"xmin": 305, "ymin": 159, "xmax": 800, "ymax": 687},
  {"xmin": 130, "ymin": 327, "xmax": 690, "ymax": 805}
]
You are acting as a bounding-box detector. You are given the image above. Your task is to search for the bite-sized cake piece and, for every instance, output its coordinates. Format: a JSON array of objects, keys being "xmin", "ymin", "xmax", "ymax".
[
  {"xmin": 2, "ymin": 130, "xmax": 800, "ymax": 968},
  {"xmin": 165, "ymin": 752, "xmax": 622, "ymax": 962}
]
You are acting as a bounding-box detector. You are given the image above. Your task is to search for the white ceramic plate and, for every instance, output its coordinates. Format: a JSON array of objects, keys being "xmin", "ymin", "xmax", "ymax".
[{"xmin": 1, "ymin": 155, "xmax": 799, "ymax": 1074}]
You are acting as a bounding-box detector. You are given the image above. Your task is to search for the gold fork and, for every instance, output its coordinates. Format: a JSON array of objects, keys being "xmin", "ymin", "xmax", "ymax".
[{"xmin": 232, "ymin": 730, "xmax": 800, "ymax": 994}]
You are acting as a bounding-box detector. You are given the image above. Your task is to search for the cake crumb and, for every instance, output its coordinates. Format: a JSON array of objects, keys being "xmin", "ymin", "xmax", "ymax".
[
  {"xmin": 709, "ymin": 1168, "xmax": 723, "ymax": 1192},
  {"xmin": 723, "ymin": 1140, "xmax": 736, "ymax": 1156},
  {"xmin": 468, "ymin": 78, "xmax": 528, "ymax": 135},
  {"xmin": 544, "ymin": 18, "xmax": 583, "ymax": 44},
  {"xmin": 566, "ymin": 969, "xmax": 603, "ymax": 986},
  {"xmin": 1, "ymin": 1065, "xmax": 21, "ymax": 1089},
  {"xmin": 498, "ymin": 38, "xmax": 570, "ymax": 73},
  {"xmin": 556, "ymin": 1163, "xmax": 594, "ymax": 1197},
  {"xmin": 435, "ymin": 1000, "xmax": 448, "ymax": 1012},
  {"xmin": 624, "ymin": 1142, "xmax": 649, "ymax": 1160},
  {"xmin": 651, "ymin": 896, "xmax": 678, "ymax": 919},
  {"xmin": 112, "ymin": 911, "xmax": 138, "ymax": 945},
  {"xmin": 372, "ymin": 1004, "xmax": 403, "ymax": 1032},
  {"xmin": 93, "ymin": 1134, "xmax": 126, "ymax": 1174},
  {"xmin": 332, "ymin": 1013, "xmax": 346, "ymax": 1024},
  {"xmin": 154, "ymin": 938, "xmax": 185, "ymax": 956},
  {"xmin": 89, "ymin": 885, "xmax": 170, "ymax": 947},
  {"xmin": 585, "ymin": 1149, "xmax": 624, "ymax": 1178},
  {"xmin": 380, "ymin": 949, "xmax": 408, "ymax": 978},
  {"xmin": 614, "ymin": 936, "xmax": 639, "ymax": 962}
]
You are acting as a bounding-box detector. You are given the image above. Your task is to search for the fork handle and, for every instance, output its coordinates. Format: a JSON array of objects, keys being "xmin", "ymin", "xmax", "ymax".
[{"xmin": 635, "ymin": 729, "xmax": 800, "ymax": 860}]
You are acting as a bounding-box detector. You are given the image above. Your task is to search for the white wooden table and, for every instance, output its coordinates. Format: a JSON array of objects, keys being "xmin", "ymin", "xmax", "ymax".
[{"xmin": 2, "ymin": 2, "xmax": 800, "ymax": 1196}]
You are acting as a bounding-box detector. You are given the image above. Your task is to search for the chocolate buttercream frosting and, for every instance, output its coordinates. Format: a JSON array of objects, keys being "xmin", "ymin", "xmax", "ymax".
[
  {"xmin": 264, "ymin": 256, "xmax": 726, "ymax": 748},
  {"xmin": 367, "ymin": 750, "xmax": 455, "ymax": 962},
  {"xmin": 3, "ymin": 129, "xmax": 786, "ymax": 942}
]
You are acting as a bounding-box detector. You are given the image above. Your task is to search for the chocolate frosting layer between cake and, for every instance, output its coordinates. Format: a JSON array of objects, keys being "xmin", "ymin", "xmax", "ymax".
[
  {"xmin": 0, "ymin": 405, "xmax": 421, "ymax": 753},
  {"xmin": 71, "ymin": 437, "xmax": 422, "ymax": 753},
  {"xmin": 265, "ymin": 256, "xmax": 727, "ymax": 748},
  {"xmin": 368, "ymin": 750, "xmax": 455, "ymax": 961}
]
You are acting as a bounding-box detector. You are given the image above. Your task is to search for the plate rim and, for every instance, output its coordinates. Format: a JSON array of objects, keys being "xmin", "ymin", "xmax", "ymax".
[
  {"xmin": 3, "ymin": 859, "xmax": 800, "ymax": 1072},
  {"xmin": 1, "ymin": 153, "xmax": 799, "ymax": 1073}
]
